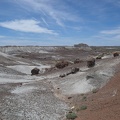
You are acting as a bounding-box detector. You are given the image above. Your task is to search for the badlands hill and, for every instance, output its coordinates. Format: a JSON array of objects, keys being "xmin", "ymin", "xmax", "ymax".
[{"xmin": 0, "ymin": 46, "xmax": 120, "ymax": 120}]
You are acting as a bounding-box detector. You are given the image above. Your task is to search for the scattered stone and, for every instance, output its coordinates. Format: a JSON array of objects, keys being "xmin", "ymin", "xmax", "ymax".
[
  {"xmin": 113, "ymin": 52, "xmax": 119, "ymax": 57},
  {"xmin": 86, "ymin": 75, "xmax": 94, "ymax": 80},
  {"xmin": 68, "ymin": 96, "xmax": 72, "ymax": 99},
  {"xmin": 66, "ymin": 72, "xmax": 71, "ymax": 76},
  {"xmin": 71, "ymin": 67, "xmax": 79, "ymax": 74},
  {"xmin": 59, "ymin": 74, "xmax": 66, "ymax": 78},
  {"xmin": 74, "ymin": 59, "xmax": 83, "ymax": 64},
  {"xmin": 69, "ymin": 111, "xmax": 73, "ymax": 113},
  {"xmin": 31, "ymin": 67, "xmax": 40, "ymax": 75},
  {"xmin": 96, "ymin": 56, "xmax": 102, "ymax": 59},
  {"xmin": 19, "ymin": 83, "xmax": 22, "ymax": 86},
  {"xmin": 66, "ymin": 112, "xmax": 77, "ymax": 119},
  {"xmin": 87, "ymin": 58, "xmax": 95, "ymax": 67},
  {"xmin": 96, "ymin": 53, "xmax": 104, "ymax": 59},
  {"xmin": 55, "ymin": 60, "xmax": 69, "ymax": 69}
]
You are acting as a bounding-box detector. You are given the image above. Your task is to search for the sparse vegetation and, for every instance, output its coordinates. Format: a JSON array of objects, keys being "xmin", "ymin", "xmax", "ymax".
[
  {"xmin": 66, "ymin": 112, "xmax": 77, "ymax": 119},
  {"xmin": 92, "ymin": 88, "xmax": 98, "ymax": 93},
  {"xmin": 1, "ymin": 45, "xmax": 120, "ymax": 120},
  {"xmin": 76, "ymin": 105, "xmax": 87, "ymax": 112},
  {"xmin": 82, "ymin": 96, "xmax": 87, "ymax": 101},
  {"xmin": 80, "ymin": 105, "xmax": 87, "ymax": 110}
]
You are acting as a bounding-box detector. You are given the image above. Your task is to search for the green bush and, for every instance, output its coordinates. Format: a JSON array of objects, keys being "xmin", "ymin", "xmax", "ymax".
[
  {"xmin": 82, "ymin": 96, "xmax": 87, "ymax": 101},
  {"xmin": 66, "ymin": 112, "xmax": 77, "ymax": 119},
  {"xmin": 80, "ymin": 105, "xmax": 87, "ymax": 110},
  {"xmin": 92, "ymin": 89, "xmax": 98, "ymax": 93}
]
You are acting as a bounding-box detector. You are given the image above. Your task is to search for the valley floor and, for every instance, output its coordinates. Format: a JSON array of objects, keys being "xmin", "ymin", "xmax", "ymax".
[{"xmin": 0, "ymin": 46, "xmax": 120, "ymax": 120}]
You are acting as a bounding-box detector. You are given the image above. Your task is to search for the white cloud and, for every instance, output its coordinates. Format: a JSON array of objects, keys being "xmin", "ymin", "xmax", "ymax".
[
  {"xmin": 100, "ymin": 27, "xmax": 120, "ymax": 35},
  {"xmin": 0, "ymin": 19, "xmax": 57, "ymax": 35},
  {"xmin": 91, "ymin": 27, "xmax": 120, "ymax": 44},
  {"xmin": 12, "ymin": 0, "xmax": 79, "ymax": 27},
  {"xmin": 41, "ymin": 17, "xmax": 49, "ymax": 26},
  {"xmin": 0, "ymin": 35, "xmax": 5, "ymax": 38}
]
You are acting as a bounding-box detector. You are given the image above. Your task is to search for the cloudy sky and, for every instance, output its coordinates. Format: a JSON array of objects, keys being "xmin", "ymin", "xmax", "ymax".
[{"xmin": 0, "ymin": 0, "xmax": 120, "ymax": 46}]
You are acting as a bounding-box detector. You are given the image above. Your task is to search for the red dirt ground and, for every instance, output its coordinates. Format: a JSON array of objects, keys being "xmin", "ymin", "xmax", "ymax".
[{"xmin": 75, "ymin": 70, "xmax": 120, "ymax": 120}]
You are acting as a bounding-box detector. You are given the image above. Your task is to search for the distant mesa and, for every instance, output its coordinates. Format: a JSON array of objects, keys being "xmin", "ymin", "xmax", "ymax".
[
  {"xmin": 74, "ymin": 43, "xmax": 92, "ymax": 50},
  {"xmin": 74, "ymin": 43, "xmax": 89, "ymax": 47}
]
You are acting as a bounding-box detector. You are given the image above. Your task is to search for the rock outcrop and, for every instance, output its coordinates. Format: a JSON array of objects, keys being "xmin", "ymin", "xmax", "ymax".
[
  {"xmin": 55, "ymin": 60, "xmax": 69, "ymax": 69},
  {"xmin": 113, "ymin": 52, "xmax": 119, "ymax": 57},
  {"xmin": 74, "ymin": 43, "xmax": 92, "ymax": 51},
  {"xmin": 87, "ymin": 58, "xmax": 95, "ymax": 67}
]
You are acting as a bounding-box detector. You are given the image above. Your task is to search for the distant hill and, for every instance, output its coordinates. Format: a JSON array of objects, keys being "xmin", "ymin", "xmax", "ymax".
[
  {"xmin": 74, "ymin": 43, "xmax": 89, "ymax": 47},
  {"xmin": 74, "ymin": 43, "xmax": 92, "ymax": 50}
]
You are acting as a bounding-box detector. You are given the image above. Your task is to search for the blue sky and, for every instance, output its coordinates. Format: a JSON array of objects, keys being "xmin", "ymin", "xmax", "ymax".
[{"xmin": 0, "ymin": 0, "xmax": 120, "ymax": 46}]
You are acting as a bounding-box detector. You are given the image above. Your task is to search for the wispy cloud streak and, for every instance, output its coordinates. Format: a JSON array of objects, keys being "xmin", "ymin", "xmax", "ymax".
[
  {"xmin": 100, "ymin": 27, "xmax": 120, "ymax": 35},
  {"xmin": 0, "ymin": 19, "xmax": 57, "ymax": 35},
  {"xmin": 12, "ymin": 0, "xmax": 79, "ymax": 27}
]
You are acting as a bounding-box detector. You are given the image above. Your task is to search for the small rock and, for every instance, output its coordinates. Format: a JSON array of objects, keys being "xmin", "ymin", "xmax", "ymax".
[
  {"xmin": 71, "ymin": 67, "xmax": 79, "ymax": 74},
  {"xmin": 59, "ymin": 74, "xmax": 66, "ymax": 78},
  {"xmin": 31, "ymin": 67, "xmax": 40, "ymax": 75},
  {"xmin": 86, "ymin": 75, "xmax": 94, "ymax": 80},
  {"xmin": 68, "ymin": 97, "xmax": 72, "ymax": 99}
]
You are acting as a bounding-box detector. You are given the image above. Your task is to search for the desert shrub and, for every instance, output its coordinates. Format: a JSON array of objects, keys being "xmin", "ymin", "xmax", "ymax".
[
  {"xmin": 80, "ymin": 105, "xmax": 87, "ymax": 110},
  {"xmin": 82, "ymin": 96, "xmax": 87, "ymax": 101},
  {"xmin": 92, "ymin": 89, "xmax": 98, "ymax": 93},
  {"xmin": 66, "ymin": 112, "xmax": 77, "ymax": 119}
]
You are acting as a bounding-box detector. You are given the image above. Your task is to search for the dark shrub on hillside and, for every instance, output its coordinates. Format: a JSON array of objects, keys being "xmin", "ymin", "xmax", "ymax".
[{"xmin": 80, "ymin": 105, "xmax": 87, "ymax": 110}]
